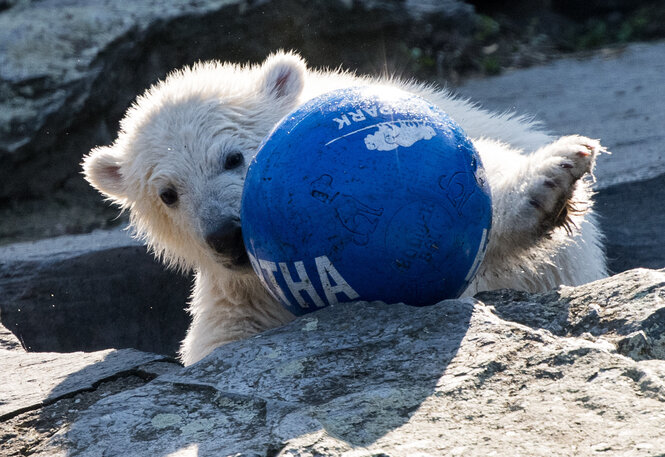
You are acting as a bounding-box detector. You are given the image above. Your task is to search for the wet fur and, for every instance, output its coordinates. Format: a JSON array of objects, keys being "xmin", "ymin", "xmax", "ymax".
[{"xmin": 83, "ymin": 52, "xmax": 607, "ymax": 365}]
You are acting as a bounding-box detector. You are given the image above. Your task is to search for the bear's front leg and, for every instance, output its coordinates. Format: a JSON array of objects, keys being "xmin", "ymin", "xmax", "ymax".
[
  {"xmin": 179, "ymin": 302, "xmax": 256, "ymax": 366},
  {"xmin": 484, "ymin": 135, "xmax": 605, "ymax": 258},
  {"xmin": 179, "ymin": 271, "xmax": 294, "ymax": 366},
  {"xmin": 521, "ymin": 135, "xmax": 604, "ymax": 236}
]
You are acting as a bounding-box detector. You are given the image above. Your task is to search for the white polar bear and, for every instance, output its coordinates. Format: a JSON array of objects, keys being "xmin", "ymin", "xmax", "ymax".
[{"xmin": 82, "ymin": 51, "xmax": 607, "ymax": 366}]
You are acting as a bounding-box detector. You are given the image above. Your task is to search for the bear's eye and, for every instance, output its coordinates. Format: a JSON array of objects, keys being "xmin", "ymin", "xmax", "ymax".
[
  {"xmin": 159, "ymin": 187, "xmax": 178, "ymax": 206},
  {"xmin": 224, "ymin": 151, "xmax": 244, "ymax": 170}
]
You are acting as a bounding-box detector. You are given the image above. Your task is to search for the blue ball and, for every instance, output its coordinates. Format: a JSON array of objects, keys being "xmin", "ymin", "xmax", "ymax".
[{"xmin": 241, "ymin": 87, "xmax": 492, "ymax": 316}]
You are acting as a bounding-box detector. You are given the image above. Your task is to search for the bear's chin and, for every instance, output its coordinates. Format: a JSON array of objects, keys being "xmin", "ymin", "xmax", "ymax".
[{"xmin": 219, "ymin": 251, "xmax": 252, "ymax": 272}]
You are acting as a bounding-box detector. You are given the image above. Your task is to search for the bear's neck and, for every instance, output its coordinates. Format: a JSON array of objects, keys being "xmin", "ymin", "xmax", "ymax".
[{"xmin": 194, "ymin": 263, "xmax": 294, "ymax": 325}]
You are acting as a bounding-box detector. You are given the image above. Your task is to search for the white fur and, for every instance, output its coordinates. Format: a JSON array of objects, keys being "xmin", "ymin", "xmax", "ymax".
[{"xmin": 83, "ymin": 52, "xmax": 607, "ymax": 366}]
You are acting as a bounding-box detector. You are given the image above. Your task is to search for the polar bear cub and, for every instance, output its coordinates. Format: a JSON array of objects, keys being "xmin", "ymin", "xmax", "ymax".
[{"xmin": 83, "ymin": 52, "xmax": 607, "ymax": 365}]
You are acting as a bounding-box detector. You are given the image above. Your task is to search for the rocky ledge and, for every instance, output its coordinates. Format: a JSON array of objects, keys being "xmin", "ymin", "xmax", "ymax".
[{"xmin": 1, "ymin": 268, "xmax": 664, "ymax": 456}]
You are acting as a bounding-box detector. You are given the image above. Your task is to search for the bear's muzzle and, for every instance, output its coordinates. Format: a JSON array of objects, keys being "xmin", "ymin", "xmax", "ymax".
[{"xmin": 205, "ymin": 217, "xmax": 249, "ymax": 268}]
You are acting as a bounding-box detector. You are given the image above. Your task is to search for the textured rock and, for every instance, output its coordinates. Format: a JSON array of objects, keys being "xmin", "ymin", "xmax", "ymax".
[
  {"xmin": 477, "ymin": 268, "xmax": 665, "ymax": 360},
  {"xmin": 1, "ymin": 269, "xmax": 662, "ymax": 456},
  {"xmin": 457, "ymin": 41, "xmax": 665, "ymax": 189},
  {"xmin": 552, "ymin": 0, "xmax": 651, "ymax": 17},
  {"xmin": 0, "ymin": 229, "xmax": 190, "ymax": 356},
  {"xmin": 0, "ymin": 0, "xmax": 473, "ymax": 202},
  {"xmin": 0, "ymin": 345, "xmax": 172, "ymax": 421},
  {"xmin": 0, "ymin": 322, "xmax": 22, "ymax": 351},
  {"xmin": 0, "ymin": 336, "xmax": 181, "ymax": 457},
  {"xmin": 594, "ymin": 173, "xmax": 665, "ymax": 273},
  {"xmin": 1, "ymin": 0, "xmax": 239, "ymax": 197}
]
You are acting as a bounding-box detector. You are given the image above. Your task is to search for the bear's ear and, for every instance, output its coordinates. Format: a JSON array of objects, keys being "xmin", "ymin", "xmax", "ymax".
[
  {"xmin": 258, "ymin": 51, "xmax": 306, "ymax": 102},
  {"xmin": 82, "ymin": 146, "xmax": 128, "ymax": 201}
]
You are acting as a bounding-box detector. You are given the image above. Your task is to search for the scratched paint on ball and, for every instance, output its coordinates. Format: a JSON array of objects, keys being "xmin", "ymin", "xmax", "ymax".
[{"xmin": 241, "ymin": 87, "xmax": 492, "ymax": 316}]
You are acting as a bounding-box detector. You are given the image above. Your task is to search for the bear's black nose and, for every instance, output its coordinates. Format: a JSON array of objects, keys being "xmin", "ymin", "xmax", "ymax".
[{"xmin": 205, "ymin": 217, "xmax": 244, "ymax": 257}]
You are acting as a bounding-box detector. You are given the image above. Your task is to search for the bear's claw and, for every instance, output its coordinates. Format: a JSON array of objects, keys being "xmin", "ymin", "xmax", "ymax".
[{"xmin": 524, "ymin": 135, "xmax": 606, "ymax": 237}]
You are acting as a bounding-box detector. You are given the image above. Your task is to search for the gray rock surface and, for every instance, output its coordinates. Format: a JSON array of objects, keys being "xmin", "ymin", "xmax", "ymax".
[
  {"xmin": 457, "ymin": 41, "xmax": 665, "ymax": 189},
  {"xmin": 478, "ymin": 268, "xmax": 665, "ymax": 360},
  {"xmin": 0, "ymin": 330, "xmax": 181, "ymax": 457},
  {"xmin": 0, "ymin": 229, "xmax": 190, "ymax": 356},
  {"xmin": 1, "ymin": 268, "xmax": 663, "ymax": 456},
  {"xmin": 0, "ymin": 0, "xmax": 473, "ymax": 202},
  {"xmin": 594, "ymin": 173, "xmax": 665, "ymax": 273},
  {"xmin": 0, "ymin": 322, "xmax": 22, "ymax": 351},
  {"xmin": 0, "ymin": 343, "xmax": 172, "ymax": 420},
  {"xmin": 1, "ymin": 0, "xmax": 237, "ymax": 197}
]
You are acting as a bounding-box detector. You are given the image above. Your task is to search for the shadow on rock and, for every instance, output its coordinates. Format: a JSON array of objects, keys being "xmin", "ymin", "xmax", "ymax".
[
  {"xmin": 0, "ymin": 244, "xmax": 190, "ymax": 357},
  {"xmin": 477, "ymin": 269, "xmax": 665, "ymax": 361},
  {"xmin": 25, "ymin": 270, "xmax": 665, "ymax": 455},
  {"xmin": 475, "ymin": 289, "xmax": 572, "ymax": 336},
  {"xmin": 595, "ymin": 172, "xmax": 665, "ymax": 274},
  {"xmin": 36, "ymin": 299, "xmax": 473, "ymax": 454}
]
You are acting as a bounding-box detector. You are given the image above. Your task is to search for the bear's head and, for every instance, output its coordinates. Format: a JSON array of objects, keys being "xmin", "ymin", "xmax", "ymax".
[{"xmin": 82, "ymin": 52, "xmax": 306, "ymax": 274}]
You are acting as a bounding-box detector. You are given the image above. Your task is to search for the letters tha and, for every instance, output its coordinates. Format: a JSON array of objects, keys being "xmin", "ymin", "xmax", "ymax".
[{"xmin": 249, "ymin": 254, "xmax": 360, "ymax": 310}]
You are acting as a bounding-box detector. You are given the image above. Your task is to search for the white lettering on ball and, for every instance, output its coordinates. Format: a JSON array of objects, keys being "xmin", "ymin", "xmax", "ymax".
[
  {"xmin": 252, "ymin": 254, "xmax": 360, "ymax": 309},
  {"xmin": 315, "ymin": 255, "xmax": 360, "ymax": 306}
]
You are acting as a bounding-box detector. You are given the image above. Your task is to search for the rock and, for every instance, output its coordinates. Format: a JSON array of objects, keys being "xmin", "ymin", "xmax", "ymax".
[
  {"xmin": 0, "ymin": 343, "xmax": 174, "ymax": 421},
  {"xmin": 0, "ymin": 0, "xmax": 474, "ymax": 203},
  {"xmin": 594, "ymin": 173, "xmax": 665, "ymax": 273},
  {"xmin": 477, "ymin": 268, "xmax": 665, "ymax": 360},
  {"xmin": 0, "ymin": 321, "xmax": 22, "ymax": 351},
  {"xmin": 1, "ymin": 268, "xmax": 662, "ymax": 456},
  {"xmin": 457, "ymin": 41, "xmax": 665, "ymax": 190},
  {"xmin": 552, "ymin": 0, "xmax": 650, "ymax": 18},
  {"xmin": 0, "ymin": 229, "xmax": 190, "ymax": 356},
  {"xmin": 0, "ymin": 338, "xmax": 181, "ymax": 457},
  {"xmin": 404, "ymin": 0, "xmax": 473, "ymax": 20}
]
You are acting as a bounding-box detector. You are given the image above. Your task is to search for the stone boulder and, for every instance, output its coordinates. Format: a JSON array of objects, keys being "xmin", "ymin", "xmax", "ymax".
[
  {"xmin": 457, "ymin": 41, "xmax": 665, "ymax": 190},
  {"xmin": 0, "ymin": 229, "xmax": 190, "ymax": 357},
  {"xmin": 0, "ymin": 0, "xmax": 474, "ymax": 202},
  {"xmin": 0, "ymin": 328, "xmax": 181, "ymax": 456},
  {"xmin": 0, "ymin": 344, "xmax": 175, "ymax": 421},
  {"xmin": 595, "ymin": 173, "xmax": 665, "ymax": 273},
  {"xmin": 1, "ymin": 268, "xmax": 664, "ymax": 456}
]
